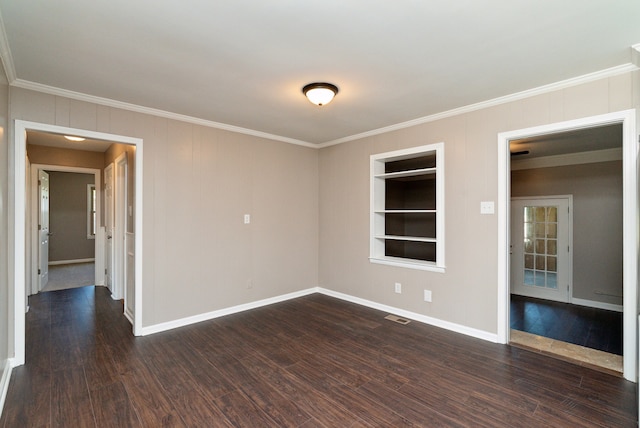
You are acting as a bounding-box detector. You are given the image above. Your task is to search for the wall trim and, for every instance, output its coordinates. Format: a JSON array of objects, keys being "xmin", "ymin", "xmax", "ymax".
[
  {"xmin": 317, "ymin": 288, "xmax": 498, "ymax": 343},
  {"xmin": 0, "ymin": 359, "xmax": 12, "ymax": 420},
  {"xmin": 571, "ymin": 297, "xmax": 623, "ymax": 313},
  {"xmin": 11, "ymin": 79, "xmax": 316, "ymax": 149},
  {"xmin": 0, "ymin": 9, "xmax": 15, "ymax": 83},
  {"xmin": 0, "ymin": 56, "xmax": 635, "ymax": 150},
  {"xmin": 140, "ymin": 287, "xmax": 497, "ymax": 343},
  {"xmin": 49, "ymin": 258, "xmax": 95, "ymax": 266},
  {"xmin": 139, "ymin": 288, "xmax": 319, "ymax": 336},
  {"xmin": 318, "ymin": 63, "xmax": 638, "ymax": 148}
]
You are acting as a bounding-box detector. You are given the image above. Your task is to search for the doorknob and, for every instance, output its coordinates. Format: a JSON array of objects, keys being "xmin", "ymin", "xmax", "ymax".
[
  {"xmin": 107, "ymin": 235, "xmax": 112, "ymax": 239},
  {"xmin": 48, "ymin": 232, "xmax": 53, "ymax": 236}
]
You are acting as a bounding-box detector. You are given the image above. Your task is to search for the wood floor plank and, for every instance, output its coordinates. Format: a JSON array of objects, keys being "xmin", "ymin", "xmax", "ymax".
[
  {"xmin": 1, "ymin": 287, "xmax": 636, "ymax": 427},
  {"xmin": 90, "ymin": 381, "xmax": 142, "ymax": 427},
  {"xmin": 302, "ymin": 338, "xmax": 410, "ymax": 389},
  {"xmin": 51, "ymin": 367, "xmax": 95, "ymax": 427},
  {"xmin": 119, "ymin": 360, "xmax": 186, "ymax": 427},
  {"xmin": 238, "ymin": 353, "xmax": 365, "ymax": 427},
  {"xmin": 281, "ymin": 359, "xmax": 413, "ymax": 427},
  {"xmin": 212, "ymin": 390, "xmax": 280, "ymax": 427},
  {"xmin": 166, "ymin": 388, "xmax": 235, "ymax": 428},
  {"xmin": 0, "ymin": 367, "xmax": 51, "ymax": 428},
  {"xmin": 399, "ymin": 379, "xmax": 536, "ymax": 427},
  {"xmin": 357, "ymin": 379, "xmax": 466, "ymax": 427}
]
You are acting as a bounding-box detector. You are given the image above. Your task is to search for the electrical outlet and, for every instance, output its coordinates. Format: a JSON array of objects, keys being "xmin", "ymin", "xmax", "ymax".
[
  {"xmin": 480, "ymin": 201, "xmax": 494, "ymax": 214},
  {"xmin": 394, "ymin": 283, "xmax": 402, "ymax": 294},
  {"xmin": 424, "ymin": 289, "xmax": 432, "ymax": 302}
]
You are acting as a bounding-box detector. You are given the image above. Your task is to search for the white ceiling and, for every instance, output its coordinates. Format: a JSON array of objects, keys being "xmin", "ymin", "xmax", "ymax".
[{"xmin": 1, "ymin": 1, "xmax": 639, "ymax": 146}]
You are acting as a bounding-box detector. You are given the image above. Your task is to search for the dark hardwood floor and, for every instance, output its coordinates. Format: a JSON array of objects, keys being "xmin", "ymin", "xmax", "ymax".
[
  {"xmin": 510, "ymin": 294, "xmax": 623, "ymax": 355},
  {"xmin": 1, "ymin": 286, "xmax": 636, "ymax": 427}
]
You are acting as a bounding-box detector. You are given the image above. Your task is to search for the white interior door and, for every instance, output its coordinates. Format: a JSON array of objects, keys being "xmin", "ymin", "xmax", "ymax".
[
  {"xmin": 38, "ymin": 170, "xmax": 50, "ymax": 291},
  {"xmin": 104, "ymin": 164, "xmax": 114, "ymax": 293},
  {"xmin": 511, "ymin": 196, "xmax": 571, "ymax": 303}
]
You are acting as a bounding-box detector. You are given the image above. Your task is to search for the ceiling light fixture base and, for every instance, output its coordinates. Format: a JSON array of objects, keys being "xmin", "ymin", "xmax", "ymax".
[{"xmin": 302, "ymin": 82, "xmax": 339, "ymax": 106}]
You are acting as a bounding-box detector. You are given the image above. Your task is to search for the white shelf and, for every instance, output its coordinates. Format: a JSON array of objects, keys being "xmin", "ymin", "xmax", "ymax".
[
  {"xmin": 375, "ymin": 235, "xmax": 436, "ymax": 243},
  {"xmin": 374, "ymin": 167, "xmax": 436, "ymax": 179}
]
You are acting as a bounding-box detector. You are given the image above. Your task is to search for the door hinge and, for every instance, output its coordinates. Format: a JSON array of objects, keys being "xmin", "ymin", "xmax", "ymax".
[
  {"xmin": 38, "ymin": 224, "xmax": 41, "ymax": 230},
  {"xmin": 38, "ymin": 180, "xmax": 41, "ymax": 186},
  {"xmin": 38, "ymin": 269, "xmax": 41, "ymax": 275},
  {"xmin": 105, "ymin": 268, "xmax": 108, "ymax": 274}
]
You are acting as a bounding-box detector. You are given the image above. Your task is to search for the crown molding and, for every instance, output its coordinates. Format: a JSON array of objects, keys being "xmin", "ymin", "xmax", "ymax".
[
  {"xmin": 11, "ymin": 79, "xmax": 317, "ymax": 148},
  {"xmin": 6, "ymin": 61, "xmax": 639, "ymax": 151},
  {"xmin": 318, "ymin": 63, "xmax": 639, "ymax": 148},
  {"xmin": 0, "ymin": 9, "xmax": 16, "ymax": 83},
  {"xmin": 632, "ymin": 43, "xmax": 640, "ymax": 67}
]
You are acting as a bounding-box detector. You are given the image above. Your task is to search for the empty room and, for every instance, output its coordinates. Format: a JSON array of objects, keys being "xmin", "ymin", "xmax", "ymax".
[{"xmin": 0, "ymin": 1, "xmax": 639, "ymax": 426}]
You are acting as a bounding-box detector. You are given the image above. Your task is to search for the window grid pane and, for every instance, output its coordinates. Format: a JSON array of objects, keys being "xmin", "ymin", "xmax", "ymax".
[{"xmin": 522, "ymin": 204, "xmax": 559, "ymax": 290}]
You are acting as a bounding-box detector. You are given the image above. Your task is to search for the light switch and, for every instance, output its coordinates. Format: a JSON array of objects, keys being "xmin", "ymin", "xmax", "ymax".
[
  {"xmin": 480, "ymin": 201, "xmax": 494, "ymax": 214},
  {"xmin": 244, "ymin": 214, "xmax": 251, "ymax": 224}
]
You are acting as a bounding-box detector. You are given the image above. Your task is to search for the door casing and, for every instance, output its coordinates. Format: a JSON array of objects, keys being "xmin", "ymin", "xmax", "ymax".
[
  {"xmin": 497, "ymin": 109, "xmax": 637, "ymax": 382},
  {"xmin": 10, "ymin": 120, "xmax": 144, "ymax": 367},
  {"xmin": 104, "ymin": 163, "xmax": 114, "ymax": 294},
  {"xmin": 29, "ymin": 165, "xmax": 103, "ymax": 296}
]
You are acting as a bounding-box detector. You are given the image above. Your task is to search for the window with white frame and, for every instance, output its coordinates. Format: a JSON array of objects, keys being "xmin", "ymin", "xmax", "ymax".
[
  {"xmin": 370, "ymin": 143, "xmax": 445, "ymax": 271},
  {"xmin": 87, "ymin": 184, "xmax": 96, "ymax": 239}
]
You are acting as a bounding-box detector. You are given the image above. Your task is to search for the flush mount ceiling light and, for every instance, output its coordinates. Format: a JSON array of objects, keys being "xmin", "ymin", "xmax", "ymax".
[
  {"xmin": 302, "ymin": 82, "xmax": 339, "ymax": 106},
  {"xmin": 64, "ymin": 135, "xmax": 85, "ymax": 142}
]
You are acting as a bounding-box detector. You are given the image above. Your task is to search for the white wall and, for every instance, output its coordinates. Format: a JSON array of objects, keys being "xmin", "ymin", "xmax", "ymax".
[{"xmin": 319, "ymin": 72, "xmax": 637, "ymax": 335}]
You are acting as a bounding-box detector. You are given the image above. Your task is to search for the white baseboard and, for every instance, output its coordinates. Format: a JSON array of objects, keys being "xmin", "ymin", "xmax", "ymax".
[
  {"xmin": 571, "ymin": 297, "xmax": 623, "ymax": 313},
  {"xmin": 49, "ymin": 258, "xmax": 95, "ymax": 266},
  {"xmin": 139, "ymin": 286, "xmax": 498, "ymax": 343},
  {"xmin": 317, "ymin": 288, "xmax": 498, "ymax": 343},
  {"xmin": 0, "ymin": 359, "xmax": 13, "ymax": 420},
  {"xmin": 140, "ymin": 287, "xmax": 498, "ymax": 343},
  {"xmin": 140, "ymin": 288, "xmax": 318, "ymax": 336}
]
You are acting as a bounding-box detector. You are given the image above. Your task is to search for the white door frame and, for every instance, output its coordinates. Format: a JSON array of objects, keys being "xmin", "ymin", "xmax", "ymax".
[
  {"xmin": 497, "ymin": 109, "xmax": 637, "ymax": 382},
  {"xmin": 9, "ymin": 120, "xmax": 144, "ymax": 367},
  {"xmin": 104, "ymin": 163, "xmax": 114, "ymax": 295},
  {"xmin": 113, "ymin": 152, "xmax": 128, "ymax": 301},
  {"xmin": 29, "ymin": 165, "xmax": 103, "ymax": 295}
]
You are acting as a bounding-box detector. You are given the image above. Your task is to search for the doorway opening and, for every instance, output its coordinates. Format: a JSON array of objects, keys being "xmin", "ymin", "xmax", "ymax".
[
  {"xmin": 10, "ymin": 120, "xmax": 144, "ymax": 367},
  {"xmin": 28, "ymin": 165, "xmax": 102, "ymax": 295},
  {"xmin": 497, "ymin": 109, "xmax": 637, "ymax": 382}
]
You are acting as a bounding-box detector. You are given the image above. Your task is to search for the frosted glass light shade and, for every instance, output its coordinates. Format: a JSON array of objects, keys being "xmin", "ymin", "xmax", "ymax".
[{"xmin": 302, "ymin": 82, "xmax": 338, "ymax": 106}]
